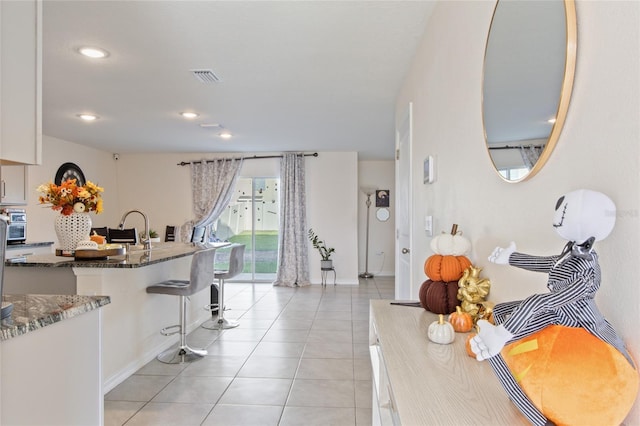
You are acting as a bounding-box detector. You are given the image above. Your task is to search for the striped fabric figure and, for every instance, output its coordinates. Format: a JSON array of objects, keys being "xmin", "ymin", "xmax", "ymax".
[{"xmin": 471, "ymin": 190, "xmax": 635, "ymax": 425}]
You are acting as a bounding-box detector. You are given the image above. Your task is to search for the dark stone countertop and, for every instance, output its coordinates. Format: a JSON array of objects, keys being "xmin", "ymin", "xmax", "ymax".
[
  {"xmin": 4, "ymin": 242, "xmax": 230, "ymax": 269},
  {"xmin": 0, "ymin": 294, "xmax": 111, "ymax": 341}
]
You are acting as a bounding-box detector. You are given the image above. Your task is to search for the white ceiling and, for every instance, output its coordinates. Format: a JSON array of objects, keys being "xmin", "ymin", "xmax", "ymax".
[{"xmin": 43, "ymin": 1, "xmax": 436, "ymax": 161}]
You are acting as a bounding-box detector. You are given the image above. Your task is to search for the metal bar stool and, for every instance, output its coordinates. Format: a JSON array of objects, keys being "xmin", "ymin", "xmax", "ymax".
[
  {"xmin": 202, "ymin": 243, "xmax": 245, "ymax": 330},
  {"xmin": 146, "ymin": 247, "xmax": 216, "ymax": 363}
]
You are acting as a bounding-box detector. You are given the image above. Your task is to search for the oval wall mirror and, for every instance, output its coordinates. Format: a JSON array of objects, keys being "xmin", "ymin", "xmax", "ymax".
[{"xmin": 482, "ymin": 0, "xmax": 576, "ymax": 182}]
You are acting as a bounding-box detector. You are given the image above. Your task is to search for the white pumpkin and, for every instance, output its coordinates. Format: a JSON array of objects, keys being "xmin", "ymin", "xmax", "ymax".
[
  {"xmin": 430, "ymin": 224, "xmax": 471, "ymax": 256},
  {"xmin": 427, "ymin": 314, "xmax": 455, "ymax": 344}
]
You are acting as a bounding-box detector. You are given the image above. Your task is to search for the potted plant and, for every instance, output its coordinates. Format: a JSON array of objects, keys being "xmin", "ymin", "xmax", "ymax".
[
  {"xmin": 308, "ymin": 228, "xmax": 335, "ymax": 269},
  {"xmin": 140, "ymin": 229, "xmax": 161, "ymax": 243}
]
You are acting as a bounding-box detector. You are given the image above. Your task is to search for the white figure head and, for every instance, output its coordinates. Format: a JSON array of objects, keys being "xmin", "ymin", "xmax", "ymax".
[{"xmin": 552, "ymin": 189, "xmax": 616, "ymax": 243}]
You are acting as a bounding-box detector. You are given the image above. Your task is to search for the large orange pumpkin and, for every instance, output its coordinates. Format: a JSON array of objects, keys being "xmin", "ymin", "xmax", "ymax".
[
  {"xmin": 502, "ymin": 325, "xmax": 639, "ymax": 426},
  {"xmin": 424, "ymin": 255, "xmax": 472, "ymax": 282},
  {"xmin": 418, "ymin": 279, "xmax": 459, "ymax": 314}
]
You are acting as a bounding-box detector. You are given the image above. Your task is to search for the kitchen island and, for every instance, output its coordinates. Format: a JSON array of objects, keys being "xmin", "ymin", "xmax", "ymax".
[
  {"xmin": 1, "ymin": 294, "xmax": 110, "ymax": 425},
  {"xmin": 4, "ymin": 242, "xmax": 230, "ymax": 392}
]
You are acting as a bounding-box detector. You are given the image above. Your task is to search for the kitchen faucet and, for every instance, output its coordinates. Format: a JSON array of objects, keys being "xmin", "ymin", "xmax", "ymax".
[{"xmin": 118, "ymin": 210, "xmax": 151, "ymax": 251}]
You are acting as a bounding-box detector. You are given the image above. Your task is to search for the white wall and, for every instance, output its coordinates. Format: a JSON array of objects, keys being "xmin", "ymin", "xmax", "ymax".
[
  {"xmin": 306, "ymin": 152, "xmax": 359, "ymax": 284},
  {"xmin": 358, "ymin": 161, "xmax": 395, "ymax": 276},
  {"xmin": 398, "ymin": 0, "xmax": 639, "ymax": 420}
]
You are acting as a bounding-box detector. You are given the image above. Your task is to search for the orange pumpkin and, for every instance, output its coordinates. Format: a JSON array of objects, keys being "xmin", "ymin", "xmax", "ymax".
[
  {"xmin": 448, "ymin": 306, "xmax": 473, "ymax": 332},
  {"xmin": 424, "ymin": 254, "xmax": 472, "ymax": 281},
  {"xmin": 90, "ymin": 233, "xmax": 106, "ymax": 245},
  {"xmin": 502, "ymin": 325, "xmax": 639, "ymax": 426},
  {"xmin": 465, "ymin": 333, "xmax": 476, "ymax": 358}
]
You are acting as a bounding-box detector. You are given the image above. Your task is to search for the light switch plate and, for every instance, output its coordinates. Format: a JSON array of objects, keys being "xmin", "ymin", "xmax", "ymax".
[{"xmin": 425, "ymin": 215, "xmax": 433, "ymax": 237}]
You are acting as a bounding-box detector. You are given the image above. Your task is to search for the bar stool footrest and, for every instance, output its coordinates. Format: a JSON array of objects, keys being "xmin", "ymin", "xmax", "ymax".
[{"xmin": 204, "ymin": 303, "xmax": 220, "ymax": 313}]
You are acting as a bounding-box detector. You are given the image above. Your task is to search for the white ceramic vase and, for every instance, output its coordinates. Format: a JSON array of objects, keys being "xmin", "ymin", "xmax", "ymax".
[{"xmin": 55, "ymin": 212, "xmax": 92, "ymax": 252}]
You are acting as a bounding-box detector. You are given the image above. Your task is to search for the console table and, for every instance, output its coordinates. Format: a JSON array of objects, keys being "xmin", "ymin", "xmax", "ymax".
[{"xmin": 369, "ymin": 300, "xmax": 526, "ymax": 425}]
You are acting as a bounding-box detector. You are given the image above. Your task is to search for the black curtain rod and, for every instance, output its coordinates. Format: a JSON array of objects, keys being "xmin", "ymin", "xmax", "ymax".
[
  {"xmin": 488, "ymin": 145, "xmax": 545, "ymax": 150},
  {"xmin": 177, "ymin": 152, "xmax": 318, "ymax": 166}
]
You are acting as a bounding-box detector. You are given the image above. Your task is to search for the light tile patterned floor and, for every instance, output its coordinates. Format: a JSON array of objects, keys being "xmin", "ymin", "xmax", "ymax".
[{"xmin": 104, "ymin": 276, "xmax": 395, "ymax": 426}]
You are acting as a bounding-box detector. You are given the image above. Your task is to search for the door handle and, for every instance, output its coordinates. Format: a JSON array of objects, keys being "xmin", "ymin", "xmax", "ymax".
[{"xmin": 401, "ymin": 248, "xmax": 409, "ymax": 254}]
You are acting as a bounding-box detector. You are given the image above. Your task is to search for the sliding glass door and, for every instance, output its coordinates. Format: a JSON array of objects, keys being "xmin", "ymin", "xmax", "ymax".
[{"xmin": 212, "ymin": 177, "xmax": 279, "ymax": 282}]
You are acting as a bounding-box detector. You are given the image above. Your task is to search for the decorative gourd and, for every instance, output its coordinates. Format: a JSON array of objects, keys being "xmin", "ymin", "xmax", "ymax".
[
  {"xmin": 418, "ymin": 280, "xmax": 430, "ymax": 309},
  {"xmin": 477, "ymin": 302, "xmax": 495, "ymax": 325},
  {"xmin": 502, "ymin": 325, "xmax": 639, "ymax": 426},
  {"xmin": 89, "ymin": 231, "xmax": 105, "ymax": 245},
  {"xmin": 457, "ymin": 265, "xmax": 492, "ymax": 321},
  {"xmin": 427, "ymin": 314, "xmax": 455, "ymax": 344},
  {"xmin": 448, "ymin": 306, "xmax": 473, "ymax": 332},
  {"xmin": 424, "ymin": 254, "xmax": 472, "ymax": 282},
  {"xmin": 418, "ymin": 279, "xmax": 460, "ymax": 314},
  {"xmin": 465, "ymin": 333, "xmax": 477, "ymax": 358},
  {"xmin": 430, "ymin": 224, "xmax": 471, "ymax": 256}
]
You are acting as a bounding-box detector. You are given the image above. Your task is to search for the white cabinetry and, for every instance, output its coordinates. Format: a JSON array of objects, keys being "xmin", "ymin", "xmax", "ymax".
[
  {"xmin": 0, "ymin": 0, "xmax": 42, "ymax": 165},
  {"xmin": 1, "ymin": 308, "xmax": 104, "ymax": 425},
  {"xmin": 0, "ymin": 165, "xmax": 27, "ymax": 205},
  {"xmin": 370, "ymin": 319, "xmax": 400, "ymax": 425},
  {"xmin": 369, "ymin": 300, "xmax": 526, "ymax": 425}
]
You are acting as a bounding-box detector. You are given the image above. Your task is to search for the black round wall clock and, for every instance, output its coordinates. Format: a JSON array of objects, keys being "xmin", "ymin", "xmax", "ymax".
[{"xmin": 55, "ymin": 162, "xmax": 86, "ymax": 186}]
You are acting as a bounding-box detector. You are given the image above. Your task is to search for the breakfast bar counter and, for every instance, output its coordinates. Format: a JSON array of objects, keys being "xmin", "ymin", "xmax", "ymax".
[
  {"xmin": 4, "ymin": 242, "xmax": 230, "ymax": 392},
  {"xmin": 5, "ymin": 241, "xmax": 212, "ymax": 268}
]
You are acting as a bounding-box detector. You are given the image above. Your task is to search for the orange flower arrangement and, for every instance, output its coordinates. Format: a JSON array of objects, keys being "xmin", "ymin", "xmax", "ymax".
[{"xmin": 37, "ymin": 179, "xmax": 104, "ymax": 216}]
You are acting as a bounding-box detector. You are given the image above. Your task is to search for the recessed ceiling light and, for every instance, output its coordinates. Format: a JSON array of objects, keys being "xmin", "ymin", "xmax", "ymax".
[
  {"xmin": 219, "ymin": 131, "xmax": 233, "ymax": 139},
  {"xmin": 77, "ymin": 113, "xmax": 99, "ymax": 121},
  {"xmin": 180, "ymin": 112, "xmax": 199, "ymax": 119},
  {"xmin": 77, "ymin": 46, "xmax": 109, "ymax": 59}
]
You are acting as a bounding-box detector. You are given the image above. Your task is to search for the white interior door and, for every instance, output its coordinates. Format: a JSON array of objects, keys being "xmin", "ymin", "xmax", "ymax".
[{"xmin": 395, "ymin": 103, "xmax": 412, "ymax": 300}]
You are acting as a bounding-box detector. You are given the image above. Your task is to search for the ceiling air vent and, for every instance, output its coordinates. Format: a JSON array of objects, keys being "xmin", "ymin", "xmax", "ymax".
[{"xmin": 190, "ymin": 69, "xmax": 222, "ymax": 83}]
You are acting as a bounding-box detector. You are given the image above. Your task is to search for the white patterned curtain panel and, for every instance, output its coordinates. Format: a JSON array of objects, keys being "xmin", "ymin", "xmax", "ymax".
[
  {"xmin": 519, "ymin": 145, "xmax": 543, "ymax": 169},
  {"xmin": 273, "ymin": 153, "xmax": 310, "ymax": 287},
  {"xmin": 180, "ymin": 157, "xmax": 244, "ymax": 242}
]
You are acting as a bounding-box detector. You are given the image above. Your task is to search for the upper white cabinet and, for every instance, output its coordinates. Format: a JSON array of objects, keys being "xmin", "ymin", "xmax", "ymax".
[
  {"xmin": 0, "ymin": 0, "xmax": 42, "ymax": 165},
  {"xmin": 0, "ymin": 165, "xmax": 27, "ymax": 205}
]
